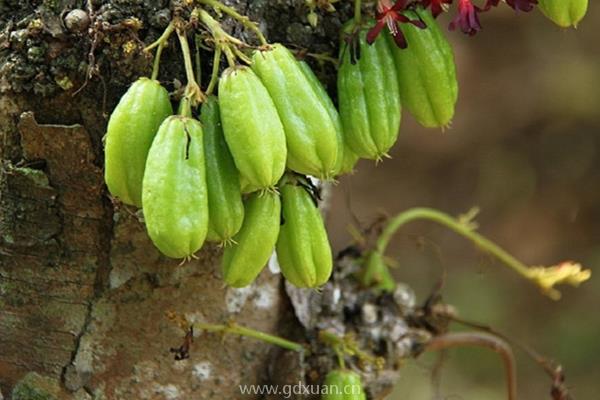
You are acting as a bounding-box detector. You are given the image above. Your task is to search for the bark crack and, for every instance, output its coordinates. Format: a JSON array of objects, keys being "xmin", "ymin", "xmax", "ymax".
[{"xmin": 60, "ymin": 190, "xmax": 114, "ymax": 393}]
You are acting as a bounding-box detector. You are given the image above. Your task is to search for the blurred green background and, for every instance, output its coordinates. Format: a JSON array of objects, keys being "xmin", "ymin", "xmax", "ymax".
[{"xmin": 327, "ymin": 4, "xmax": 600, "ymax": 399}]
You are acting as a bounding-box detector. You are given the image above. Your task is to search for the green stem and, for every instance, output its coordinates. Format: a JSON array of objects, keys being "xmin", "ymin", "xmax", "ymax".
[
  {"xmin": 206, "ymin": 46, "xmax": 222, "ymax": 95},
  {"xmin": 195, "ymin": 34, "xmax": 202, "ymax": 87},
  {"xmin": 198, "ymin": 0, "xmax": 268, "ymax": 45},
  {"xmin": 178, "ymin": 97, "xmax": 192, "ymax": 118},
  {"xmin": 146, "ymin": 21, "xmax": 175, "ymax": 80},
  {"xmin": 232, "ymin": 45, "xmax": 252, "ymax": 64},
  {"xmin": 319, "ymin": 330, "xmax": 382, "ymax": 368},
  {"xmin": 302, "ymin": 51, "xmax": 338, "ymax": 67},
  {"xmin": 151, "ymin": 42, "xmax": 164, "ymax": 80},
  {"xmin": 199, "ymin": 9, "xmax": 241, "ymax": 68},
  {"xmin": 353, "ymin": 0, "xmax": 362, "ymax": 25},
  {"xmin": 177, "ymin": 28, "xmax": 204, "ymax": 106},
  {"xmin": 144, "ymin": 21, "xmax": 175, "ymax": 52},
  {"xmin": 195, "ymin": 322, "xmax": 306, "ymax": 353},
  {"xmin": 222, "ymin": 45, "xmax": 236, "ymax": 67},
  {"xmin": 375, "ymin": 208, "xmax": 532, "ymax": 280}
]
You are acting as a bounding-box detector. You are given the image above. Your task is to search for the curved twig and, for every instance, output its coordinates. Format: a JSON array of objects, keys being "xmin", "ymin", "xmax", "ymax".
[{"xmin": 426, "ymin": 331, "xmax": 517, "ymax": 400}]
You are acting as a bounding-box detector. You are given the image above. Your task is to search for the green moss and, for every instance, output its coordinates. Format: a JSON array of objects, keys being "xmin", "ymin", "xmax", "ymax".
[
  {"xmin": 14, "ymin": 167, "xmax": 51, "ymax": 188},
  {"xmin": 11, "ymin": 372, "xmax": 59, "ymax": 400},
  {"xmin": 0, "ymin": 279, "xmax": 24, "ymax": 307}
]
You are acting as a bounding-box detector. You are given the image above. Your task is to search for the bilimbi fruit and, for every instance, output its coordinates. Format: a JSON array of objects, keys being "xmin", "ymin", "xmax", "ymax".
[
  {"xmin": 538, "ymin": 0, "xmax": 588, "ymax": 28},
  {"xmin": 298, "ymin": 60, "xmax": 359, "ymax": 175},
  {"xmin": 276, "ymin": 176, "xmax": 333, "ymax": 288},
  {"xmin": 218, "ymin": 66, "xmax": 287, "ymax": 190},
  {"xmin": 221, "ymin": 191, "xmax": 281, "ymax": 288},
  {"xmin": 200, "ymin": 96, "xmax": 244, "ymax": 243},
  {"xmin": 338, "ymin": 22, "xmax": 402, "ymax": 160},
  {"xmin": 322, "ymin": 369, "xmax": 366, "ymax": 400},
  {"xmin": 104, "ymin": 78, "xmax": 172, "ymax": 207},
  {"xmin": 252, "ymin": 44, "xmax": 342, "ymax": 179},
  {"xmin": 142, "ymin": 116, "xmax": 208, "ymax": 259},
  {"xmin": 388, "ymin": 7, "xmax": 458, "ymax": 128}
]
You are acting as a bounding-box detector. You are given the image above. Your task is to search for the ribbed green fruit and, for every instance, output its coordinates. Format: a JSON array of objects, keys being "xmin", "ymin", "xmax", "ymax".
[
  {"xmin": 538, "ymin": 0, "xmax": 588, "ymax": 28},
  {"xmin": 104, "ymin": 78, "xmax": 172, "ymax": 207},
  {"xmin": 218, "ymin": 66, "xmax": 287, "ymax": 190},
  {"xmin": 323, "ymin": 369, "xmax": 366, "ymax": 400},
  {"xmin": 200, "ymin": 96, "xmax": 245, "ymax": 243},
  {"xmin": 142, "ymin": 116, "xmax": 208, "ymax": 259},
  {"xmin": 298, "ymin": 60, "xmax": 359, "ymax": 175},
  {"xmin": 388, "ymin": 8, "xmax": 458, "ymax": 128},
  {"xmin": 276, "ymin": 178, "xmax": 332, "ymax": 288},
  {"xmin": 222, "ymin": 192, "xmax": 281, "ymax": 288},
  {"xmin": 338, "ymin": 23, "xmax": 401, "ymax": 160},
  {"xmin": 252, "ymin": 44, "xmax": 341, "ymax": 179}
]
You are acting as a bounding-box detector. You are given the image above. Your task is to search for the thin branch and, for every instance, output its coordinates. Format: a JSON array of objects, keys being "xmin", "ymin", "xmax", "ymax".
[{"xmin": 426, "ymin": 332, "xmax": 517, "ymax": 400}]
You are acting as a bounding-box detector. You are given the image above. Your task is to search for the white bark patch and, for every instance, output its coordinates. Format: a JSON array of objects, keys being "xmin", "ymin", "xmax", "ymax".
[
  {"xmin": 225, "ymin": 285, "xmax": 254, "ymax": 314},
  {"xmin": 154, "ymin": 384, "xmax": 180, "ymax": 400},
  {"xmin": 170, "ymin": 359, "xmax": 189, "ymax": 372},
  {"xmin": 109, "ymin": 265, "xmax": 134, "ymax": 289},
  {"xmin": 253, "ymin": 283, "xmax": 277, "ymax": 309},
  {"xmin": 192, "ymin": 361, "xmax": 212, "ymax": 381}
]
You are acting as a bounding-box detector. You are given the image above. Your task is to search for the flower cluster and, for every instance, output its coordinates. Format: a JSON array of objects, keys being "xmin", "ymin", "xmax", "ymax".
[{"xmin": 368, "ymin": 0, "xmax": 539, "ymax": 45}]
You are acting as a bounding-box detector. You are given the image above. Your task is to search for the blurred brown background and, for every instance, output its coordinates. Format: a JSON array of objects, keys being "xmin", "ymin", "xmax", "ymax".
[{"xmin": 327, "ymin": 4, "xmax": 600, "ymax": 399}]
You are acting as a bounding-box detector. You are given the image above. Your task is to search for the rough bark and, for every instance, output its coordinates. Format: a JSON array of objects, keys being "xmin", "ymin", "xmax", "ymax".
[{"xmin": 0, "ymin": 1, "xmax": 348, "ymax": 398}]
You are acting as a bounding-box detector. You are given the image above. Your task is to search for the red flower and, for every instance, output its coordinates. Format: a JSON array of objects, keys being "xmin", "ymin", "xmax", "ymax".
[
  {"xmin": 486, "ymin": 0, "xmax": 538, "ymax": 12},
  {"xmin": 367, "ymin": 0, "xmax": 426, "ymax": 49},
  {"xmin": 449, "ymin": 0, "xmax": 482, "ymax": 35},
  {"xmin": 421, "ymin": 0, "xmax": 452, "ymax": 17}
]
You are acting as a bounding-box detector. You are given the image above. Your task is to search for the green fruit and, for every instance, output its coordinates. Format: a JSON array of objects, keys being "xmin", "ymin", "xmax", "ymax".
[
  {"xmin": 222, "ymin": 192, "xmax": 281, "ymax": 287},
  {"xmin": 252, "ymin": 44, "xmax": 341, "ymax": 179},
  {"xmin": 200, "ymin": 96, "xmax": 245, "ymax": 243},
  {"xmin": 323, "ymin": 369, "xmax": 366, "ymax": 400},
  {"xmin": 218, "ymin": 66, "xmax": 287, "ymax": 190},
  {"xmin": 276, "ymin": 178, "xmax": 332, "ymax": 288},
  {"xmin": 388, "ymin": 8, "xmax": 458, "ymax": 128},
  {"xmin": 538, "ymin": 0, "xmax": 588, "ymax": 28},
  {"xmin": 298, "ymin": 60, "xmax": 359, "ymax": 175},
  {"xmin": 142, "ymin": 116, "xmax": 208, "ymax": 259},
  {"xmin": 104, "ymin": 78, "xmax": 172, "ymax": 207},
  {"xmin": 338, "ymin": 23, "xmax": 402, "ymax": 160},
  {"xmin": 240, "ymin": 175, "xmax": 262, "ymax": 194}
]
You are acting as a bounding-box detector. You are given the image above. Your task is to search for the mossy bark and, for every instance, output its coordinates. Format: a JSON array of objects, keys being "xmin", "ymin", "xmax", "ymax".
[{"xmin": 0, "ymin": 1, "xmax": 346, "ymax": 398}]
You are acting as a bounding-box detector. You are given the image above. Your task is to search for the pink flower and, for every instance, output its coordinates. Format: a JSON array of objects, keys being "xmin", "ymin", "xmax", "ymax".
[
  {"xmin": 367, "ymin": 0, "xmax": 426, "ymax": 49},
  {"xmin": 421, "ymin": 0, "xmax": 453, "ymax": 17},
  {"xmin": 449, "ymin": 0, "xmax": 483, "ymax": 35},
  {"xmin": 486, "ymin": 0, "xmax": 538, "ymax": 12}
]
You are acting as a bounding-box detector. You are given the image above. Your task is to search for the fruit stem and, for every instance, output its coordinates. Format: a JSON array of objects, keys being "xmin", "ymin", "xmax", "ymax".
[
  {"xmin": 145, "ymin": 21, "xmax": 175, "ymax": 80},
  {"xmin": 198, "ymin": 9, "xmax": 242, "ymax": 67},
  {"xmin": 373, "ymin": 207, "xmax": 590, "ymax": 300},
  {"xmin": 319, "ymin": 330, "xmax": 383, "ymax": 369},
  {"xmin": 177, "ymin": 26, "xmax": 205, "ymax": 107},
  {"xmin": 197, "ymin": 0, "xmax": 268, "ymax": 45},
  {"xmin": 206, "ymin": 45, "xmax": 222, "ymax": 95},
  {"xmin": 195, "ymin": 34, "xmax": 202, "ymax": 87},
  {"xmin": 178, "ymin": 97, "xmax": 192, "ymax": 118},
  {"xmin": 426, "ymin": 332, "xmax": 517, "ymax": 400},
  {"xmin": 353, "ymin": 0, "xmax": 362, "ymax": 25},
  {"xmin": 144, "ymin": 20, "xmax": 175, "ymax": 52},
  {"xmin": 195, "ymin": 322, "xmax": 306, "ymax": 353}
]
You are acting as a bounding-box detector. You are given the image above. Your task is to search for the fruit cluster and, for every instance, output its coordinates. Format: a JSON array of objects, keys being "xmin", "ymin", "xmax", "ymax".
[
  {"xmin": 103, "ymin": 7, "xmax": 459, "ymax": 289},
  {"xmin": 103, "ymin": 0, "xmax": 587, "ymax": 290}
]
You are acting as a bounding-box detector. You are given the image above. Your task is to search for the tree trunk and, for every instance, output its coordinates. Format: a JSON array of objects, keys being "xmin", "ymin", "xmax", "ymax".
[{"xmin": 0, "ymin": 1, "xmax": 345, "ymax": 398}]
